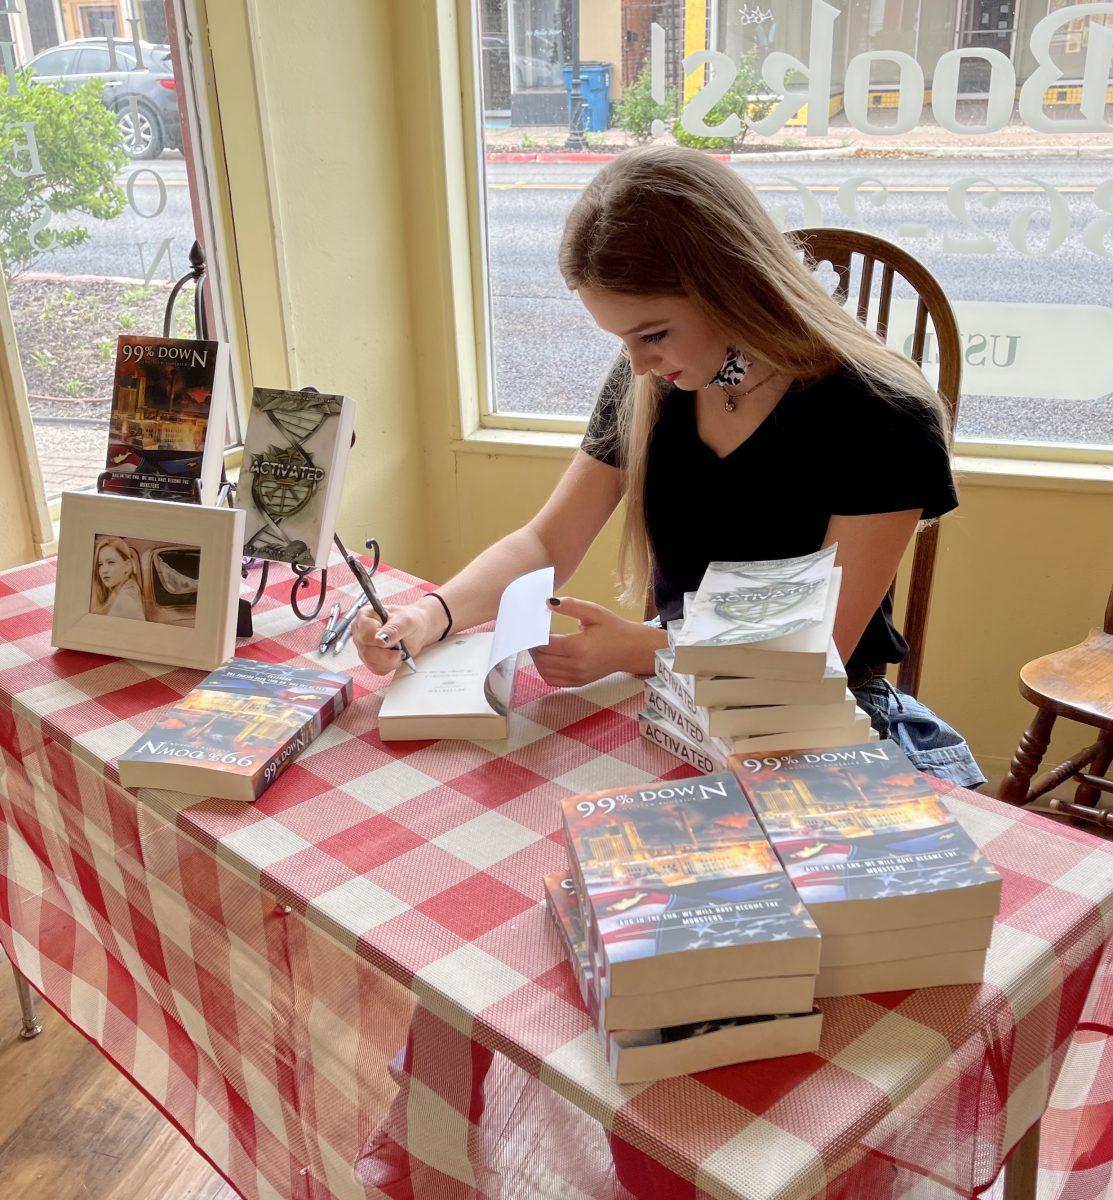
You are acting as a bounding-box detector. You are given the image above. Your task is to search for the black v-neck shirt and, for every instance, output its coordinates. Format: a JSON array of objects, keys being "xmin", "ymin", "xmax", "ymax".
[{"xmin": 581, "ymin": 358, "xmax": 958, "ymax": 673}]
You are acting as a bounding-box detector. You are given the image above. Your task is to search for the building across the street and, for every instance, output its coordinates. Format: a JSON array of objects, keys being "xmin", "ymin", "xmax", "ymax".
[{"xmin": 477, "ymin": 0, "xmax": 1113, "ymax": 128}]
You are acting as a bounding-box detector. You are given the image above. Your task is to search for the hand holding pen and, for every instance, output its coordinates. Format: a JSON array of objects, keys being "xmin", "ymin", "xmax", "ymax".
[{"xmin": 335, "ymin": 536, "xmax": 418, "ymax": 674}]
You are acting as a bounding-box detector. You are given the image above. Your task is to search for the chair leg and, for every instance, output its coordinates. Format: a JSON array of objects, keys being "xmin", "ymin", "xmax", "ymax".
[
  {"xmin": 12, "ymin": 965, "xmax": 42, "ymax": 1040},
  {"xmin": 999, "ymin": 708, "xmax": 1056, "ymax": 806},
  {"xmin": 1075, "ymin": 731, "xmax": 1113, "ymax": 808},
  {"xmin": 1003, "ymin": 1123, "xmax": 1039, "ymax": 1200}
]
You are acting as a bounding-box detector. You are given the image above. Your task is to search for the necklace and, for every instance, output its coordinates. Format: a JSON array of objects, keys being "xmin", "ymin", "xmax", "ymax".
[{"xmin": 721, "ymin": 367, "xmax": 776, "ymax": 412}]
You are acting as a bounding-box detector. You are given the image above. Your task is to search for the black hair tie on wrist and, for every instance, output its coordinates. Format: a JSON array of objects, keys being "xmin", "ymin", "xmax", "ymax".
[{"xmin": 428, "ymin": 592, "xmax": 453, "ymax": 641}]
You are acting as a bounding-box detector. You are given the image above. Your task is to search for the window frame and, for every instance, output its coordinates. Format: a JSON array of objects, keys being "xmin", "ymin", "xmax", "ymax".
[
  {"xmin": 455, "ymin": 0, "xmax": 1113, "ymax": 468},
  {"xmin": 31, "ymin": 0, "xmax": 251, "ymax": 525}
]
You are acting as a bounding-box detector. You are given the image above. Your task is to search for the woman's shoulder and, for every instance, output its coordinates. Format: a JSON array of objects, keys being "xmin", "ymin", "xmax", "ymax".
[
  {"xmin": 110, "ymin": 579, "xmax": 145, "ymax": 616},
  {"xmin": 789, "ymin": 363, "xmax": 942, "ymax": 430}
]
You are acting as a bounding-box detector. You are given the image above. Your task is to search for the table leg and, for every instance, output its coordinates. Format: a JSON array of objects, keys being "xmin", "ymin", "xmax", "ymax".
[
  {"xmin": 1003, "ymin": 1123, "xmax": 1039, "ymax": 1200},
  {"xmin": 12, "ymin": 965, "xmax": 42, "ymax": 1040}
]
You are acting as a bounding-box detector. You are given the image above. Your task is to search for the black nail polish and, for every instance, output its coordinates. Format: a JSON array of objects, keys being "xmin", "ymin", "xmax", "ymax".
[{"xmin": 548, "ymin": 597, "xmax": 561, "ymax": 607}]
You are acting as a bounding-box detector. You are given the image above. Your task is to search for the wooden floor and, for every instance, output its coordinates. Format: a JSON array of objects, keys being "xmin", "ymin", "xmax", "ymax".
[{"xmin": 0, "ymin": 969, "xmax": 235, "ymax": 1200}]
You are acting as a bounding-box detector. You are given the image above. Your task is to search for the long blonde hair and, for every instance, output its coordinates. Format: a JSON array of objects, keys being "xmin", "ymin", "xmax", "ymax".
[
  {"xmin": 92, "ymin": 536, "xmax": 140, "ymax": 609},
  {"xmin": 558, "ymin": 145, "xmax": 950, "ymax": 607}
]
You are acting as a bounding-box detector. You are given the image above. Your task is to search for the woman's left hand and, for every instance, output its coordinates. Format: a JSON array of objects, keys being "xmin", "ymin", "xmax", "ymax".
[{"xmin": 529, "ymin": 597, "xmax": 664, "ymax": 687}]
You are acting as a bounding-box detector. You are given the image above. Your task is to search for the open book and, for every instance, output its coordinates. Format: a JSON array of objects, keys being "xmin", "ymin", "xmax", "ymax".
[{"xmin": 377, "ymin": 567, "xmax": 554, "ymax": 740}]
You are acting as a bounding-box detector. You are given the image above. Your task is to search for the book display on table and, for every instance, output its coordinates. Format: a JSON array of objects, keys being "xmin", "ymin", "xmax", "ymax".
[
  {"xmin": 102, "ymin": 335, "xmax": 230, "ymax": 505},
  {"xmin": 638, "ymin": 550, "xmax": 876, "ymax": 771},
  {"xmin": 553, "ymin": 772, "xmax": 822, "ymax": 1083},
  {"xmin": 119, "ymin": 659, "xmax": 352, "ymax": 802},
  {"xmin": 730, "ymin": 741, "xmax": 1002, "ymax": 995},
  {"xmin": 235, "ymin": 387, "xmax": 355, "ymax": 570}
]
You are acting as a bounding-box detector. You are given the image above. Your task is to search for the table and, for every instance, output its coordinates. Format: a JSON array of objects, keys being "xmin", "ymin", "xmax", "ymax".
[{"xmin": 0, "ymin": 555, "xmax": 1111, "ymax": 1200}]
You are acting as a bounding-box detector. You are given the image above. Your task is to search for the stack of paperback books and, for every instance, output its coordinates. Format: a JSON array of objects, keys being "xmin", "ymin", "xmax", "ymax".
[
  {"xmin": 547, "ymin": 758, "xmax": 1001, "ymax": 1082},
  {"xmin": 550, "ymin": 772, "xmax": 823, "ymax": 1084},
  {"xmin": 730, "ymin": 741, "xmax": 1002, "ymax": 995},
  {"xmin": 639, "ymin": 548, "xmax": 877, "ymax": 773}
]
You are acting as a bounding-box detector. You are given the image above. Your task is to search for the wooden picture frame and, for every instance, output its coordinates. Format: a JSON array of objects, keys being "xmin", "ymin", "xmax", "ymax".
[{"xmin": 52, "ymin": 492, "xmax": 244, "ymax": 671}]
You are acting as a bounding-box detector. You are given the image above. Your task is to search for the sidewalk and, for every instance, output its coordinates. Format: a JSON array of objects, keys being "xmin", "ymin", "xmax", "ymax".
[{"xmin": 484, "ymin": 115, "xmax": 1113, "ymax": 162}]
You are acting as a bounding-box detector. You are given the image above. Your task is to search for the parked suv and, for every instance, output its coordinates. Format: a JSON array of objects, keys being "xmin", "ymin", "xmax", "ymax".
[{"xmin": 25, "ymin": 37, "xmax": 181, "ymax": 159}]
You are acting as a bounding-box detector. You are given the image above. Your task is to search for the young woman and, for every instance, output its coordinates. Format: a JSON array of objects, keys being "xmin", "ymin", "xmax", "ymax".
[
  {"xmin": 354, "ymin": 145, "xmax": 984, "ymax": 787},
  {"xmin": 91, "ymin": 537, "xmax": 145, "ymax": 621}
]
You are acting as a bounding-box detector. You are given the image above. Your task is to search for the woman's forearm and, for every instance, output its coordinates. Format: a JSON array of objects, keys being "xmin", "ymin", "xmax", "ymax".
[{"xmin": 414, "ymin": 526, "xmax": 555, "ymax": 639}]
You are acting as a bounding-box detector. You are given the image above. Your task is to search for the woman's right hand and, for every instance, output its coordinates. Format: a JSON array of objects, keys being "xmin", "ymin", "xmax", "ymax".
[{"xmin": 351, "ymin": 598, "xmax": 442, "ymax": 676}]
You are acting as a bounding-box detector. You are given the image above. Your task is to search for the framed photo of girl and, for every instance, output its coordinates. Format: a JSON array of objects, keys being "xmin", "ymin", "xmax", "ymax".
[{"xmin": 51, "ymin": 492, "xmax": 245, "ymax": 671}]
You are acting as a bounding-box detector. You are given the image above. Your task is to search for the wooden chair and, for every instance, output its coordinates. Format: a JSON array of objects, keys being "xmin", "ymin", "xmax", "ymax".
[
  {"xmin": 647, "ymin": 228, "xmax": 962, "ymax": 699},
  {"xmin": 997, "ymin": 581, "xmax": 1113, "ymax": 828}
]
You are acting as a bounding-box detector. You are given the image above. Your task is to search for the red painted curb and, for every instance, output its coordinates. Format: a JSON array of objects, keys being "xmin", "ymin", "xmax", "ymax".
[{"xmin": 535, "ymin": 151, "xmax": 620, "ymax": 162}]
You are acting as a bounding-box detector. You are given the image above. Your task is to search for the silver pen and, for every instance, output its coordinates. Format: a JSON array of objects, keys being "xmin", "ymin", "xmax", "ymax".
[
  {"xmin": 331, "ymin": 596, "xmax": 369, "ymax": 653},
  {"xmin": 318, "ymin": 601, "xmax": 342, "ymax": 654}
]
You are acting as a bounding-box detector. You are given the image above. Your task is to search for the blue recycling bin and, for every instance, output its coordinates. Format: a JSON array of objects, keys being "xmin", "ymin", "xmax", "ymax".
[{"xmin": 562, "ymin": 61, "xmax": 612, "ymax": 133}]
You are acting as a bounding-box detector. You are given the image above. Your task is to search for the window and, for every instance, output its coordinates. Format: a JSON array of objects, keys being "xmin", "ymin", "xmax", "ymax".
[
  {"xmin": 75, "ymin": 46, "xmax": 115, "ymax": 73},
  {"xmin": 2, "ymin": 3, "xmax": 239, "ymax": 501},
  {"xmin": 26, "ymin": 47, "xmax": 78, "ymax": 77},
  {"xmin": 471, "ymin": 0, "xmax": 1113, "ymax": 455}
]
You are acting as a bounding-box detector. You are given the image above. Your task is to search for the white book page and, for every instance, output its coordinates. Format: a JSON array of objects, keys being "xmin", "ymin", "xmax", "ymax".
[
  {"xmin": 380, "ymin": 633, "xmax": 494, "ymax": 718},
  {"xmin": 487, "ymin": 566, "xmax": 555, "ymax": 670}
]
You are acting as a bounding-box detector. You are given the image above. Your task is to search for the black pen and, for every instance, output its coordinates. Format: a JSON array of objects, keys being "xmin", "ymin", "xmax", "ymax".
[{"xmin": 342, "ymin": 547, "xmax": 418, "ymax": 673}]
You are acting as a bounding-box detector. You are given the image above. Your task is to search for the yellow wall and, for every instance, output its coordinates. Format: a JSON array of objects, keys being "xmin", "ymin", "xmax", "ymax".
[
  {"xmin": 0, "ymin": 0, "xmax": 1109, "ymax": 787},
  {"xmin": 580, "ymin": 2, "xmax": 622, "ymax": 100},
  {"xmin": 0, "ymin": 276, "xmax": 54, "ymax": 565},
  {"xmin": 209, "ymin": 0, "xmax": 425, "ymax": 565}
]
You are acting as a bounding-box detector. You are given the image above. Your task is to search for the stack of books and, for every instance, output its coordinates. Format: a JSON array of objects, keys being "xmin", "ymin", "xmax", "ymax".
[
  {"xmin": 551, "ymin": 772, "xmax": 823, "ymax": 1084},
  {"xmin": 731, "ymin": 741, "xmax": 1002, "ymax": 995},
  {"xmin": 545, "ymin": 756, "xmax": 1002, "ymax": 1081},
  {"xmin": 639, "ymin": 548, "xmax": 877, "ymax": 772}
]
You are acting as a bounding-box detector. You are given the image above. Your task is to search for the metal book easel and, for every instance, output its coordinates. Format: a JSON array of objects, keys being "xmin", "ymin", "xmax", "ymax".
[{"xmin": 95, "ymin": 241, "xmax": 376, "ymax": 637}]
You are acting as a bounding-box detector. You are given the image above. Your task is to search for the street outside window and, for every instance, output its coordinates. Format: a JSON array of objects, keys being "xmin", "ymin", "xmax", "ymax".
[
  {"xmin": 474, "ymin": 0, "xmax": 1113, "ymax": 453},
  {"xmin": 0, "ymin": 0, "xmax": 236, "ymax": 500}
]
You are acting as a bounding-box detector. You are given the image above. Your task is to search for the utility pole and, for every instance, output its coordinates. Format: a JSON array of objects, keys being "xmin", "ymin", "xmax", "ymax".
[{"xmin": 564, "ymin": 0, "xmax": 586, "ymax": 151}]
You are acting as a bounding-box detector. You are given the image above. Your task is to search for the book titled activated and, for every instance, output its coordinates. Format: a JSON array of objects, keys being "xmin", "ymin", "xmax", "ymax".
[
  {"xmin": 543, "ymin": 874, "xmax": 819, "ymax": 1081},
  {"xmin": 235, "ymin": 388, "xmax": 355, "ymax": 569},
  {"xmin": 542, "ymin": 874, "xmax": 814, "ymax": 1031},
  {"xmin": 104, "ymin": 335, "xmax": 229, "ymax": 505},
  {"xmin": 656, "ymin": 644, "xmax": 849, "ymax": 711},
  {"xmin": 561, "ymin": 773, "xmax": 820, "ymax": 997},
  {"xmin": 377, "ymin": 567, "xmax": 553, "ymax": 740},
  {"xmin": 731, "ymin": 742, "xmax": 1002, "ymax": 936},
  {"xmin": 673, "ymin": 550, "xmax": 841, "ymax": 680},
  {"xmin": 639, "ymin": 709, "xmax": 726, "ymax": 775},
  {"xmin": 646, "ymin": 674, "xmax": 859, "ymax": 739},
  {"xmin": 118, "ymin": 659, "xmax": 352, "ymax": 801}
]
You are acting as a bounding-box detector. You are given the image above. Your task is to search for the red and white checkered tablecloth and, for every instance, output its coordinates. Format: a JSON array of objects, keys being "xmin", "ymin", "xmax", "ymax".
[{"xmin": 1, "ymin": 555, "xmax": 1111, "ymax": 1200}]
